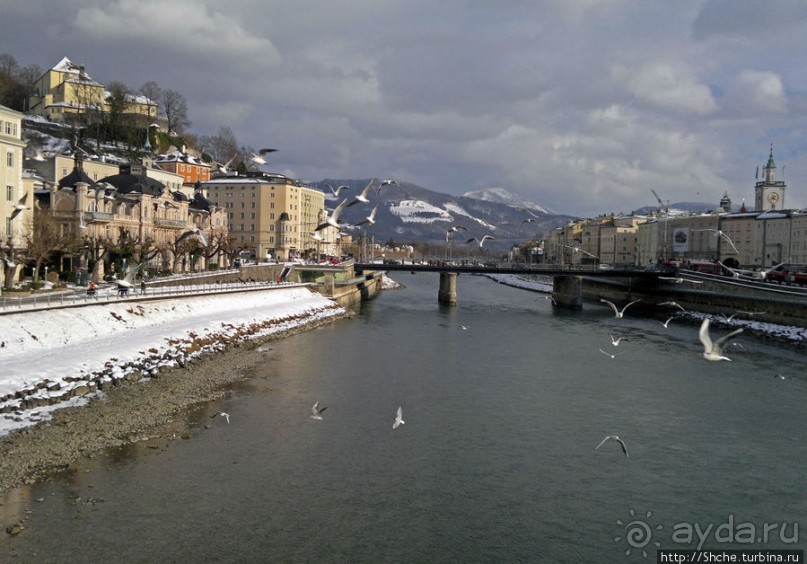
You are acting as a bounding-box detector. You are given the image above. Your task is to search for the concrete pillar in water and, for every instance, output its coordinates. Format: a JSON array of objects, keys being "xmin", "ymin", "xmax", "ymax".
[
  {"xmin": 323, "ymin": 273, "xmax": 335, "ymax": 297},
  {"xmin": 438, "ymin": 271, "xmax": 458, "ymax": 305},
  {"xmin": 552, "ymin": 275, "xmax": 583, "ymax": 309}
]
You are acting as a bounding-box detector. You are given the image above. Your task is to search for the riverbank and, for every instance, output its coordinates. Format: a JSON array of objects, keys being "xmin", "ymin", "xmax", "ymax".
[{"xmin": 0, "ymin": 286, "xmax": 353, "ymax": 492}]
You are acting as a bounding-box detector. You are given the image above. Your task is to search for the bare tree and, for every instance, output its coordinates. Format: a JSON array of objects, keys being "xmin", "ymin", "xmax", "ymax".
[
  {"xmin": 138, "ymin": 80, "xmax": 162, "ymax": 120},
  {"xmin": 23, "ymin": 214, "xmax": 82, "ymax": 285},
  {"xmin": 106, "ymin": 81, "xmax": 132, "ymax": 143},
  {"xmin": 161, "ymin": 89, "xmax": 191, "ymax": 135},
  {"xmin": 199, "ymin": 126, "xmax": 240, "ymax": 166}
]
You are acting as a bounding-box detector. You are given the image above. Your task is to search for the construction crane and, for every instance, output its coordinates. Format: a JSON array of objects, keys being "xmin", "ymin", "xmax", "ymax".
[
  {"xmin": 650, "ymin": 189, "xmax": 672, "ymax": 262},
  {"xmin": 651, "ymin": 188, "xmax": 669, "ymax": 214}
]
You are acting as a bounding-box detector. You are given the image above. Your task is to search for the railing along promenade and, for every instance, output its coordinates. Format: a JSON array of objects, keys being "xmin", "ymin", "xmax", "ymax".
[{"xmin": 0, "ymin": 278, "xmax": 306, "ymax": 315}]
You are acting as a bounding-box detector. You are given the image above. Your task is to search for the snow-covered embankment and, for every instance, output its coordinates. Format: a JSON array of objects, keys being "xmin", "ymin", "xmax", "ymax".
[{"xmin": 0, "ymin": 286, "xmax": 346, "ymax": 435}]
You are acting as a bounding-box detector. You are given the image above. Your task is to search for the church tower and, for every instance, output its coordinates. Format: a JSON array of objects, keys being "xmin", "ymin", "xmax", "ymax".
[
  {"xmin": 754, "ymin": 145, "xmax": 786, "ymax": 211},
  {"xmin": 719, "ymin": 190, "xmax": 732, "ymax": 213}
]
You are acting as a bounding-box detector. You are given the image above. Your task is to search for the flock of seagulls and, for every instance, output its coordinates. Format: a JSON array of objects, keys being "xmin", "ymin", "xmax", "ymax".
[
  {"xmin": 315, "ymin": 178, "xmax": 399, "ymax": 234},
  {"xmin": 586, "ymin": 291, "xmax": 764, "ymax": 457},
  {"xmin": 598, "ymin": 297, "xmax": 749, "ymax": 362}
]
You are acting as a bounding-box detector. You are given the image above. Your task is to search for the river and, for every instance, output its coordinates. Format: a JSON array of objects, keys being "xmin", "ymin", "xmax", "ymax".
[{"xmin": 0, "ymin": 272, "xmax": 804, "ymax": 562}]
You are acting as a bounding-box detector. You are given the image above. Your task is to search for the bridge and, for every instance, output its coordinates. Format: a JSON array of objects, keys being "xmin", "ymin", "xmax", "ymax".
[{"xmin": 353, "ymin": 262, "xmax": 660, "ymax": 308}]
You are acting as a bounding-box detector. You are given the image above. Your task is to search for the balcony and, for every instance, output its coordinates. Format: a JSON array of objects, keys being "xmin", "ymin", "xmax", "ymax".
[
  {"xmin": 155, "ymin": 218, "xmax": 187, "ymax": 228},
  {"xmin": 86, "ymin": 212, "xmax": 113, "ymax": 223}
]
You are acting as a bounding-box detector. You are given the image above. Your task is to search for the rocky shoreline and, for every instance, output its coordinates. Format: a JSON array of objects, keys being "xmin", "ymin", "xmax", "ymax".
[{"xmin": 0, "ymin": 310, "xmax": 353, "ymax": 494}]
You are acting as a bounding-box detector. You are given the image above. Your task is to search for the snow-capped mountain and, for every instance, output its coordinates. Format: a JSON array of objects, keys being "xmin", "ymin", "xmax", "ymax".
[
  {"xmin": 462, "ymin": 187, "xmax": 554, "ymax": 215},
  {"xmin": 314, "ymin": 179, "xmax": 572, "ymax": 251}
]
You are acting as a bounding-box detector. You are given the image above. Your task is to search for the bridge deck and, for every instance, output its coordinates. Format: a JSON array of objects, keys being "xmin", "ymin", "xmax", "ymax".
[{"xmin": 353, "ymin": 263, "xmax": 659, "ymax": 278}]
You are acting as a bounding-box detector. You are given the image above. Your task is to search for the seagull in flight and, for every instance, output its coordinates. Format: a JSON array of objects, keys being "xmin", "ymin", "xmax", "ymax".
[
  {"xmin": 10, "ymin": 193, "xmax": 30, "ymax": 220},
  {"xmin": 315, "ymin": 198, "xmax": 348, "ymax": 231},
  {"xmin": 609, "ymin": 334, "xmax": 625, "ymax": 346},
  {"xmin": 310, "ymin": 402, "xmax": 328, "ymax": 420},
  {"xmin": 447, "ymin": 225, "xmax": 468, "ymax": 233},
  {"xmin": 699, "ymin": 318, "xmax": 744, "ymax": 361},
  {"xmin": 325, "ymin": 183, "xmax": 351, "ymax": 197},
  {"xmin": 599, "ymin": 348, "xmax": 616, "ymax": 359},
  {"xmin": 376, "ymin": 178, "xmax": 399, "ymax": 195},
  {"xmin": 660, "ymin": 316, "xmax": 676, "ymax": 328},
  {"xmin": 720, "ymin": 310, "xmax": 766, "ymax": 323},
  {"xmin": 521, "ymin": 218, "xmax": 537, "ymax": 223},
  {"xmin": 595, "ymin": 435, "xmax": 629, "ymax": 458},
  {"xmin": 393, "ymin": 405, "xmax": 405, "ymax": 429},
  {"xmin": 513, "ymin": 206, "xmax": 542, "ymax": 220},
  {"xmin": 600, "ymin": 298, "xmax": 641, "ymax": 318},
  {"xmin": 249, "ymin": 148, "xmax": 277, "ymax": 165},
  {"xmin": 460, "ymin": 324, "xmax": 470, "ymax": 330},
  {"xmin": 659, "ymin": 276, "xmax": 703, "ymax": 284},
  {"xmin": 347, "ymin": 180, "xmax": 375, "ymax": 207},
  {"xmin": 541, "ymin": 295, "xmax": 557, "ymax": 305},
  {"xmin": 693, "ymin": 228, "xmax": 739, "ymax": 254},
  {"xmin": 210, "ymin": 412, "xmax": 230, "ymax": 424},
  {"xmin": 466, "ymin": 235, "xmax": 495, "ymax": 248},
  {"xmin": 354, "ymin": 204, "xmax": 379, "ymax": 227},
  {"xmin": 659, "ymin": 301, "xmax": 687, "ymax": 313},
  {"xmin": 176, "ymin": 226, "xmax": 209, "ymax": 247},
  {"xmin": 560, "ymin": 244, "xmax": 598, "ymax": 259},
  {"xmin": 215, "ymin": 153, "xmax": 238, "ymax": 174}
]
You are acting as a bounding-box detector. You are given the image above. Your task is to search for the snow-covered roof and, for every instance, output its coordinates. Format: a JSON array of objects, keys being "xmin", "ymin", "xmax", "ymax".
[{"xmin": 153, "ymin": 151, "xmax": 208, "ymax": 166}]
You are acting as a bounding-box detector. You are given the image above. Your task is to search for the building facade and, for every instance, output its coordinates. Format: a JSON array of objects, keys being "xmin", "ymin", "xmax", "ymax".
[
  {"xmin": 45, "ymin": 157, "xmax": 228, "ymax": 279},
  {"xmin": 1, "ymin": 104, "xmax": 28, "ymax": 250},
  {"xmin": 153, "ymin": 149, "xmax": 211, "ymax": 185},
  {"xmin": 203, "ymin": 173, "xmax": 332, "ymax": 262}
]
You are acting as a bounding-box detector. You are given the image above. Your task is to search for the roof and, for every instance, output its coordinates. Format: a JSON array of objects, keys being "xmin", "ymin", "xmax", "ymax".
[
  {"xmin": 153, "ymin": 151, "xmax": 207, "ymax": 166},
  {"xmin": 99, "ymin": 165, "xmax": 166, "ymax": 197}
]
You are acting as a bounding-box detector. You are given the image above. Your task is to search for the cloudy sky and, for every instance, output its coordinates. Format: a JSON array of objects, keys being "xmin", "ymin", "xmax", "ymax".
[{"xmin": 4, "ymin": 0, "xmax": 807, "ymax": 216}]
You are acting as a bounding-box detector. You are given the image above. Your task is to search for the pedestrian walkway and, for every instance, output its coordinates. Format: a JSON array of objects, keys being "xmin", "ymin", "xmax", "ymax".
[{"xmin": 0, "ymin": 279, "xmax": 308, "ymax": 315}]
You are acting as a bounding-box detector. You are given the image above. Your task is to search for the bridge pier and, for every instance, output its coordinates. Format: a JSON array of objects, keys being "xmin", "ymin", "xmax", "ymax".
[
  {"xmin": 438, "ymin": 272, "xmax": 458, "ymax": 305},
  {"xmin": 552, "ymin": 275, "xmax": 583, "ymax": 310}
]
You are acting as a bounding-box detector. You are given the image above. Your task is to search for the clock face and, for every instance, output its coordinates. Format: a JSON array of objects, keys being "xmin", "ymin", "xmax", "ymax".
[{"xmin": 768, "ymin": 192, "xmax": 780, "ymax": 203}]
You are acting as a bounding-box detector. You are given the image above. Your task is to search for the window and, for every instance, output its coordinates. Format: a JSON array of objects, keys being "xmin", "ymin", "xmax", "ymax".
[
  {"xmin": 5, "ymin": 217, "xmax": 11, "ymax": 235},
  {"xmin": 6, "ymin": 152, "xmax": 12, "ymax": 167},
  {"xmin": 6, "ymin": 185, "xmax": 12, "ymax": 201}
]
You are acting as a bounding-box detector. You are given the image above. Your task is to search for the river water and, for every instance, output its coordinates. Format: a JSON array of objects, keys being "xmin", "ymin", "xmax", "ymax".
[{"xmin": 0, "ymin": 273, "xmax": 804, "ymax": 562}]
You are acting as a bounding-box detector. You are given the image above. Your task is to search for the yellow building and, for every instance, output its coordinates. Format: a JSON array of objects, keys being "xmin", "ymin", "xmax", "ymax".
[
  {"xmin": 27, "ymin": 57, "xmax": 157, "ymax": 124},
  {"xmin": 1, "ymin": 104, "xmax": 28, "ymax": 251},
  {"xmin": 203, "ymin": 172, "xmax": 331, "ymax": 262},
  {"xmin": 44, "ymin": 156, "xmax": 228, "ymax": 278}
]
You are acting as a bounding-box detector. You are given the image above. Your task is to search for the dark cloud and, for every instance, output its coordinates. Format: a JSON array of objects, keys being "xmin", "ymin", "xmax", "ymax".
[{"xmin": 2, "ymin": 0, "xmax": 805, "ymax": 215}]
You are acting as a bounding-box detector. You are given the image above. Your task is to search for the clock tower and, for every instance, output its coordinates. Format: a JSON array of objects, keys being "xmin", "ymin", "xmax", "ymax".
[{"xmin": 754, "ymin": 145, "xmax": 786, "ymax": 211}]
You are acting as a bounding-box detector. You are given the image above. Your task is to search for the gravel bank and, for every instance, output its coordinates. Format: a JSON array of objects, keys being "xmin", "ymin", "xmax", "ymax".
[{"xmin": 0, "ymin": 311, "xmax": 353, "ymax": 493}]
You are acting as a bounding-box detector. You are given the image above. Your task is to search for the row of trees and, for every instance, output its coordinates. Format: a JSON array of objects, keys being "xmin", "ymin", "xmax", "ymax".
[{"xmin": 10, "ymin": 213, "xmax": 253, "ymax": 288}]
